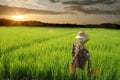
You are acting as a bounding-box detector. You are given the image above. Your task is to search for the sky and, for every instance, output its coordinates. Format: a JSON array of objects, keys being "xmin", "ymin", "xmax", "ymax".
[{"xmin": 0, "ymin": 0, "xmax": 120, "ymax": 24}]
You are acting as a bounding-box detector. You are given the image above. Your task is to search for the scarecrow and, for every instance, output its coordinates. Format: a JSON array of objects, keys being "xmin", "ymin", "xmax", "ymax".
[{"xmin": 70, "ymin": 31, "xmax": 92, "ymax": 74}]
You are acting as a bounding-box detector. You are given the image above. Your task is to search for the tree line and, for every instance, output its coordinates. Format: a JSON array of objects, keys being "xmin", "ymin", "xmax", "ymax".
[{"xmin": 0, "ymin": 19, "xmax": 119, "ymax": 29}]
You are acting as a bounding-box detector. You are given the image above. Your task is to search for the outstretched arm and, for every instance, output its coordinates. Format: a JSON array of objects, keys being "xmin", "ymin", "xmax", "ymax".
[
  {"xmin": 86, "ymin": 50, "xmax": 92, "ymax": 74},
  {"xmin": 88, "ymin": 56, "xmax": 92, "ymax": 74},
  {"xmin": 70, "ymin": 52, "xmax": 79, "ymax": 74},
  {"xmin": 72, "ymin": 44, "xmax": 75, "ymax": 57},
  {"xmin": 70, "ymin": 44, "xmax": 79, "ymax": 74},
  {"xmin": 72, "ymin": 44, "xmax": 79, "ymax": 57},
  {"xmin": 71, "ymin": 44, "xmax": 79, "ymax": 66}
]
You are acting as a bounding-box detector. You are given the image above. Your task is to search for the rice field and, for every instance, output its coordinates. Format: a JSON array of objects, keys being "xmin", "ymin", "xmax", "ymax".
[{"xmin": 0, "ymin": 27, "xmax": 120, "ymax": 80}]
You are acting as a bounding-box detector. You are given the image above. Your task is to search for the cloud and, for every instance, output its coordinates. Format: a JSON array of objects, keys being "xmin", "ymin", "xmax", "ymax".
[
  {"xmin": 66, "ymin": 5, "xmax": 120, "ymax": 14},
  {"xmin": 48, "ymin": 0, "xmax": 61, "ymax": 3},
  {"xmin": 1, "ymin": 0, "xmax": 120, "ymax": 15},
  {"xmin": 61, "ymin": 0, "xmax": 120, "ymax": 15},
  {"xmin": 17, "ymin": 0, "xmax": 61, "ymax": 3},
  {"xmin": 0, "ymin": 4, "xmax": 66, "ymax": 15},
  {"xmin": 17, "ymin": 0, "xmax": 28, "ymax": 1},
  {"xmin": 62, "ymin": 0, "xmax": 118, "ymax": 5}
]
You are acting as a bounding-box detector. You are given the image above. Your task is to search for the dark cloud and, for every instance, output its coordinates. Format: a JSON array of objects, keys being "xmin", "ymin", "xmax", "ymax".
[
  {"xmin": 48, "ymin": 0, "xmax": 61, "ymax": 3},
  {"xmin": 66, "ymin": 5, "xmax": 120, "ymax": 14},
  {"xmin": 62, "ymin": 0, "xmax": 118, "ymax": 5},
  {"xmin": 2, "ymin": 0, "xmax": 120, "ymax": 15},
  {"xmin": 61, "ymin": 0, "xmax": 120, "ymax": 15},
  {"xmin": 0, "ymin": 4, "xmax": 66, "ymax": 15}
]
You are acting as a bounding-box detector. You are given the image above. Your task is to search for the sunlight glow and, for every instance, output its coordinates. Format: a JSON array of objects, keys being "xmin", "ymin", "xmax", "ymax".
[{"xmin": 12, "ymin": 15, "xmax": 24, "ymax": 21}]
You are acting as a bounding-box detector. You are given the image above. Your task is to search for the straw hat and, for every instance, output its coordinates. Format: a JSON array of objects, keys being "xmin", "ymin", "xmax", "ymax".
[{"xmin": 75, "ymin": 31, "xmax": 89, "ymax": 42}]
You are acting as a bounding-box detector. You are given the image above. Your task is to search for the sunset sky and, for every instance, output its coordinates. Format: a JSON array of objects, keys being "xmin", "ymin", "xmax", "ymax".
[{"xmin": 0, "ymin": 0, "xmax": 120, "ymax": 24}]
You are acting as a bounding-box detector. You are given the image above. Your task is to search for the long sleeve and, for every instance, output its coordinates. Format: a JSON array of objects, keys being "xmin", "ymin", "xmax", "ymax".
[
  {"xmin": 72, "ymin": 43, "xmax": 80, "ymax": 57},
  {"xmin": 88, "ymin": 56, "xmax": 92, "ymax": 70},
  {"xmin": 72, "ymin": 52, "xmax": 79, "ymax": 65},
  {"xmin": 71, "ymin": 43, "xmax": 80, "ymax": 65},
  {"xmin": 70, "ymin": 44, "xmax": 80, "ymax": 74},
  {"xmin": 72, "ymin": 44, "xmax": 75, "ymax": 57},
  {"xmin": 87, "ymin": 52, "xmax": 92, "ymax": 74}
]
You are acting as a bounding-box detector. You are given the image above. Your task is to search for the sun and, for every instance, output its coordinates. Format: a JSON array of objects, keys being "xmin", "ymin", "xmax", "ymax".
[{"xmin": 12, "ymin": 15, "xmax": 24, "ymax": 21}]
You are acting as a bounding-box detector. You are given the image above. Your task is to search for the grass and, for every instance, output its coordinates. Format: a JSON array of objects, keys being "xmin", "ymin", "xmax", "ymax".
[{"xmin": 0, "ymin": 27, "xmax": 120, "ymax": 80}]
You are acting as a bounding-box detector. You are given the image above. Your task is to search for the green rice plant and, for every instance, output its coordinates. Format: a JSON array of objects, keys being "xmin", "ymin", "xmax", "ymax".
[
  {"xmin": 0, "ymin": 61, "xmax": 4, "ymax": 79},
  {"xmin": 0, "ymin": 27, "xmax": 120, "ymax": 80}
]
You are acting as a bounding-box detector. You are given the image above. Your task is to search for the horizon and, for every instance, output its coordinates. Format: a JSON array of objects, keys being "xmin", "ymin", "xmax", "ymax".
[
  {"xmin": 0, "ymin": 18, "xmax": 120, "ymax": 25},
  {"xmin": 0, "ymin": 0, "xmax": 120, "ymax": 24}
]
